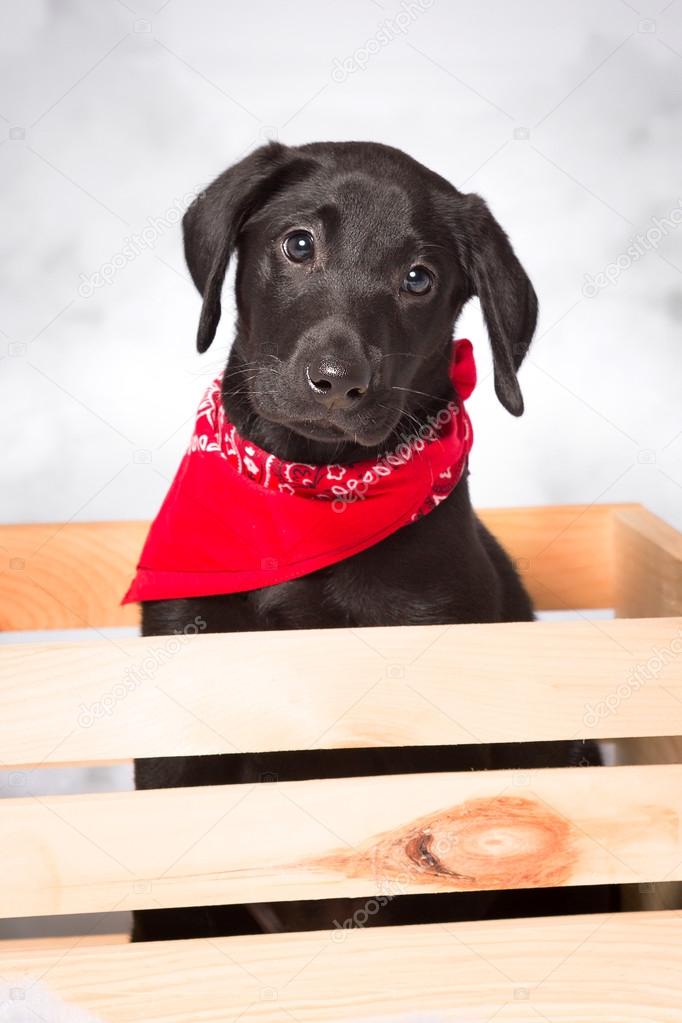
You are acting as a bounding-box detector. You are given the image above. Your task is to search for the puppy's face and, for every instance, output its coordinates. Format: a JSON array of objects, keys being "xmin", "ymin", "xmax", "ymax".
[
  {"xmin": 183, "ymin": 142, "xmax": 537, "ymax": 453},
  {"xmin": 235, "ymin": 166, "xmax": 468, "ymax": 447}
]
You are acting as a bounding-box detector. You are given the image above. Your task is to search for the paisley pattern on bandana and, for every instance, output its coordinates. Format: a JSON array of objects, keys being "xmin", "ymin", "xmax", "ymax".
[
  {"xmin": 189, "ymin": 379, "xmax": 468, "ymax": 519},
  {"xmin": 122, "ymin": 339, "xmax": 477, "ymax": 604}
]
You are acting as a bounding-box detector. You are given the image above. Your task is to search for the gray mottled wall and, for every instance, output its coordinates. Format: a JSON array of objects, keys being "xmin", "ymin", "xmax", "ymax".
[{"xmin": 1, "ymin": 0, "xmax": 681, "ymax": 528}]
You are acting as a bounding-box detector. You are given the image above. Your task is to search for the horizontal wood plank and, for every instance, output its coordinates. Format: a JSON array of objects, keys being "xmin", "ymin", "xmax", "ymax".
[
  {"xmin": 480, "ymin": 501, "xmax": 632, "ymax": 610},
  {"xmin": 1, "ymin": 764, "xmax": 681, "ymax": 918},
  {"xmin": 0, "ymin": 504, "xmax": 641, "ymax": 631},
  {"xmin": 1, "ymin": 617, "xmax": 681, "ymax": 767},
  {"xmin": 0, "ymin": 912, "xmax": 680, "ymax": 1021},
  {"xmin": 0, "ymin": 520, "xmax": 146, "ymax": 631},
  {"xmin": 0, "ymin": 933, "xmax": 128, "ymax": 952}
]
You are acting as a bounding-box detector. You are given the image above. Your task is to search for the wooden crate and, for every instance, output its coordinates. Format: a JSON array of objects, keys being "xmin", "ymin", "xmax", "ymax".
[{"xmin": 0, "ymin": 503, "xmax": 681, "ymax": 1021}]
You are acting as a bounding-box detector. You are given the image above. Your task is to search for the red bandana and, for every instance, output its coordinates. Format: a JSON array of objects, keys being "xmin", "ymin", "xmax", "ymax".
[{"xmin": 123, "ymin": 339, "xmax": 476, "ymax": 603}]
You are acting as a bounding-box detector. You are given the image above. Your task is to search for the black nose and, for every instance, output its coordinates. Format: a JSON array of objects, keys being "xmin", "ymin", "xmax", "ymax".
[{"xmin": 306, "ymin": 356, "xmax": 372, "ymax": 410}]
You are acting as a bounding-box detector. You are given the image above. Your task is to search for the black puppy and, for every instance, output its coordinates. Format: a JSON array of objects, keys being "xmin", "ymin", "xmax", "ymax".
[
  {"xmin": 146, "ymin": 140, "xmax": 536, "ymax": 639},
  {"xmin": 134, "ymin": 142, "xmax": 607, "ymax": 940}
]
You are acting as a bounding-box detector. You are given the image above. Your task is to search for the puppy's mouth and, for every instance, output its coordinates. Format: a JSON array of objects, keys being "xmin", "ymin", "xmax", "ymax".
[
  {"xmin": 258, "ymin": 405, "xmax": 402, "ymax": 448},
  {"xmin": 225, "ymin": 361, "xmax": 407, "ymax": 450}
]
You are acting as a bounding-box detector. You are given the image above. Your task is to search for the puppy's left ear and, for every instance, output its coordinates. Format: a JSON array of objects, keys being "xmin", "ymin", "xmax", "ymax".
[
  {"xmin": 183, "ymin": 142, "xmax": 312, "ymax": 353},
  {"xmin": 458, "ymin": 194, "xmax": 538, "ymax": 416}
]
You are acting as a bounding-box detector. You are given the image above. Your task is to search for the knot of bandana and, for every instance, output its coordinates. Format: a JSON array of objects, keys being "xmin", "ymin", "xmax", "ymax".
[{"xmin": 123, "ymin": 339, "xmax": 476, "ymax": 603}]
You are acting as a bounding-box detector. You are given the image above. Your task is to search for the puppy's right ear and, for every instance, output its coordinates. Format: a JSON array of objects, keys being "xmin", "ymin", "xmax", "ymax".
[{"xmin": 183, "ymin": 143, "xmax": 307, "ymax": 353}]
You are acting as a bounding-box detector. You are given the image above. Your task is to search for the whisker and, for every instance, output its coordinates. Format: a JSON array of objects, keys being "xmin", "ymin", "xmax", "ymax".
[
  {"xmin": 226, "ymin": 366, "xmax": 266, "ymax": 378},
  {"xmin": 391, "ymin": 385, "xmax": 449, "ymax": 401},
  {"xmin": 378, "ymin": 351, "xmax": 421, "ymax": 361}
]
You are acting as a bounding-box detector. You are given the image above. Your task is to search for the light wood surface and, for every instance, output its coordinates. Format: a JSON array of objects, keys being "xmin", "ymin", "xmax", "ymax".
[
  {"xmin": 1, "ymin": 617, "xmax": 681, "ymax": 767},
  {"xmin": 0, "ymin": 933, "xmax": 128, "ymax": 952},
  {"xmin": 614, "ymin": 506, "xmax": 682, "ymax": 618},
  {"xmin": 0, "ymin": 520, "xmax": 146, "ymax": 631},
  {"xmin": 0, "ymin": 504, "xmax": 640, "ymax": 631},
  {"xmin": 611, "ymin": 506, "xmax": 682, "ymax": 909},
  {"xmin": 0, "ymin": 912, "xmax": 679, "ymax": 1021},
  {"xmin": 480, "ymin": 501, "xmax": 631, "ymax": 610},
  {"xmin": 1, "ymin": 764, "xmax": 681, "ymax": 918},
  {"xmin": 0, "ymin": 505, "xmax": 680, "ymax": 1017}
]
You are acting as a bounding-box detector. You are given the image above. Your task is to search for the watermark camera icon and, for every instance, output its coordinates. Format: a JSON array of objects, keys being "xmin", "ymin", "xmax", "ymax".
[{"xmin": 258, "ymin": 125, "xmax": 279, "ymax": 143}]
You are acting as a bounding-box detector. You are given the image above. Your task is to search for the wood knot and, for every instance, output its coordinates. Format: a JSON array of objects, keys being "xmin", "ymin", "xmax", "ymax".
[{"xmin": 313, "ymin": 795, "xmax": 579, "ymax": 892}]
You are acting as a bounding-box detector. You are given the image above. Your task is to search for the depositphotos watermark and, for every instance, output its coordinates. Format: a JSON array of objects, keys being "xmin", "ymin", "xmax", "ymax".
[
  {"xmin": 330, "ymin": 881, "xmax": 400, "ymax": 939},
  {"xmin": 77, "ymin": 616, "xmax": 206, "ymax": 728},
  {"xmin": 331, "ymin": 830, "xmax": 457, "ymax": 940},
  {"xmin": 331, "ymin": 401, "xmax": 459, "ymax": 513},
  {"xmin": 582, "ymin": 629, "xmax": 682, "ymax": 729},
  {"xmin": 331, "ymin": 0, "xmax": 435, "ymax": 83},
  {"xmin": 582, "ymin": 199, "xmax": 682, "ymax": 298},
  {"xmin": 77, "ymin": 188, "xmax": 203, "ymax": 298}
]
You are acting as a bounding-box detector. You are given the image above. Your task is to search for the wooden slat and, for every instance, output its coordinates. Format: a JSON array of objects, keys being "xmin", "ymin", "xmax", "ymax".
[
  {"xmin": 2, "ymin": 617, "xmax": 682, "ymax": 767},
  {"xmin": 1, "ymin": 764, "xmax": 681, "ymax": 918},
  {"xmin": 0, "ymin": 912, "xmax": 680, "ymax": 1021},
  {"xmin": 0, "ymin": 933, "xmax": 128, "ymax": 952},
  {"xmin": 614, "ymin": 506, "xmax": 682, "ymax": 618},
  {"xmin": 0, "ymin": 520, "xmax": 146, "ymax": 630},
  {"xmin": 0, "ymin": 505, "xmax": 641, "ymax": 631},
  {"xmin": 480, "ymin": 502, "xmax": 633, "ymax": 610},
  {"xmin": 611, "ymin": 507, "xmax": 682, "ymax": 910}
]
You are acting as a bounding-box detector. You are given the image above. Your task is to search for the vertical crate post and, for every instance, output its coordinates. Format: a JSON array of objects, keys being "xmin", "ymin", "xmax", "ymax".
[
  {"xmin": 612, "ymin": 506, "xmax": 682, "ymax": 911},
  {"xmin": 612, "ymin": 506, "xmax": 682, "ymax": 619}
]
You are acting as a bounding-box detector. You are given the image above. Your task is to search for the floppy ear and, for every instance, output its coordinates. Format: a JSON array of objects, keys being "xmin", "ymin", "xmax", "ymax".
[
  {"xmin": 457, "ymin": 194, "xmax": 538, "ymax": 416},
  {"xmin": 183, "ymin": 142, "xmax": 310, "ymax": 353}
]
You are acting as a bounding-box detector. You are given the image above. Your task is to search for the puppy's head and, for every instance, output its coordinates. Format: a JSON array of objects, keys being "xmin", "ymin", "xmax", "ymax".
[{"xmin": 183, "ymin": 141, "xmax": 537, "ymax": 450}]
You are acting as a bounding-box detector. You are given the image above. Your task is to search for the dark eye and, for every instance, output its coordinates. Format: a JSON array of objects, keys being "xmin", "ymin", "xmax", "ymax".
[
  {"xmin": 403, "ymin": 265, "xmax": 433, "ymax": 295},
  {"xmin": 283, "ymin": 230, "xmax": 314, "ymax": 263}
]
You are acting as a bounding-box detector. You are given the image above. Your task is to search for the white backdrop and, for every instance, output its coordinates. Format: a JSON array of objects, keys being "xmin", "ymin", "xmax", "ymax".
[{"xmin": 2, "ymin": 0, "xmax": 681, "ymax": 529}]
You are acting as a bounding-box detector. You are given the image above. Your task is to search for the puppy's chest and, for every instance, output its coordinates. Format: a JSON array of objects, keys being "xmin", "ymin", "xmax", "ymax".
[{"xmin": 250, "ymin": 544, "xmax": 454, "ymax": 629}]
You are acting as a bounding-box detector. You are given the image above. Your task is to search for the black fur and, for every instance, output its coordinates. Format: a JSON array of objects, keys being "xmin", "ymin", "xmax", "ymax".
[{"xmin": 134, "ymin": 142, "xmax": 613, "ymax": 940}]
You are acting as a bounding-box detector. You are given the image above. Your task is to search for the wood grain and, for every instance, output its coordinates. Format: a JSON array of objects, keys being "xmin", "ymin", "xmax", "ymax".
[
  {"xmin": 0, "ymin": 933, "xmax": 128, "ymax": 952},
  {"xmin": 1, "ymin": 617, "xmax": 681, "ymax": 767},
  {"xmin": 0, "ymin": 504, "xmax": 641, "ymax": 631},
  {"xmin": 0, "ymin": 520, "xmax": 146, "ymax": 631},
  {"xmin": 0, "ymin": 912, "xmax": 679, "ymax": 1021},
  {"xmin": 1, "ymin": 764, "xmax": 680, "ymax": 918},
  {"xmin": 481, "ymin": 501, "xmax": 634, "ymax": 610},
  {"xmin": 611, "ymin": 506, "xmax": 682, "ymax": 910},
  {"xmin": 614, "ymin": 506, "xmax": 682, "ymax": 619}
]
